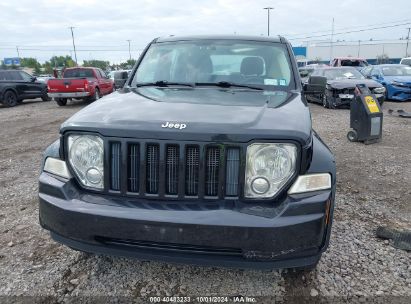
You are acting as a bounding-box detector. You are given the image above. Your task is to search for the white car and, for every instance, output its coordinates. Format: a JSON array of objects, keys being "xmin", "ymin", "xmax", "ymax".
[{"xmin": 400, "ymin": 57, "xmax": 411, "ymax": 66}]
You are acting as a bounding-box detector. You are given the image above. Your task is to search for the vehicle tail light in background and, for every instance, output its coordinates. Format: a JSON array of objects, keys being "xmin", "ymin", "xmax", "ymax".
[{"xmin": 84, "ymin": 80, "xmax": 89, "ymax": 90}]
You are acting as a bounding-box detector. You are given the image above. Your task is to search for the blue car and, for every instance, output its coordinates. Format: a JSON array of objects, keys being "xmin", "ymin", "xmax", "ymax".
[{"xmin": 361, "ymin": 64, "xmax": 411, "ymax": 101}]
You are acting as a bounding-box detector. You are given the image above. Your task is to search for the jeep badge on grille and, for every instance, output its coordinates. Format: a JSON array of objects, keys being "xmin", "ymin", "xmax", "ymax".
[{"xmin": 161, "ymin": 122, "xmax": 187, "ymax": 130}]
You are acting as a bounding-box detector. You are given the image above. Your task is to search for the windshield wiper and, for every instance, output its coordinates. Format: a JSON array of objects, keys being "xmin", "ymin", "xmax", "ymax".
[
  {"xmin": 195, "ymin": 81, "xmax": 263, "ymax": 91},
  {"xmin": 136, "ymin": 80, "xmax": 194, "ymax": 88}
]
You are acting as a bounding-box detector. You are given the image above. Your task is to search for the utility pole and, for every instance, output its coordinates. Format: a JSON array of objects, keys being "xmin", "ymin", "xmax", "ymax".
[
  {"xmin": 263, "ymin": 7, "xmax": 274, "ymax": 36},
  {"xmin": 406, "ymin": 27, "xmax": 411, "ymax": 57},
  {"xmin": 69, "ymin": 26, "xmax": 78, "ymax": 65},
  {"xmin": 126, "ymin": 40, "xmax": 131, "ymax": 60},
  {"xmin": 16, "ymin": 46, "xmax": 20, "ymax": 58},
  {"xmin": 357, "ymin": 40, "xmax": 361, "ymax": 57},
  {"xmin": 329, "ymin": 17, "xmax": 335, "ymax": 64}
]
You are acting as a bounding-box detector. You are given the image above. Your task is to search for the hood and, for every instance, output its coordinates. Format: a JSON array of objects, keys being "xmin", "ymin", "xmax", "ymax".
[
  {"xmin": 382, "ymin": 75, "xmax": 411, "ymax": 84},
  {"xmin": 61, "ymin": 87, "xmax": 312, "ymax": 145},
  {"xmin": 327, "ymin": 78, "xmax": 382, "ymax": 89}
]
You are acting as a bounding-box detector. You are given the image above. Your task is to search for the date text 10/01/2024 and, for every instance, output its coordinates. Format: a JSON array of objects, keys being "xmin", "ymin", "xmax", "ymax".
[{"xmin": 149, "ymin": 296, "xmax": 257, "ymax": 303}]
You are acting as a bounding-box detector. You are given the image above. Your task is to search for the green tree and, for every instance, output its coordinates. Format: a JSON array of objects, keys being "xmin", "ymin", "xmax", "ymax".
[
  {"xmin": 20, "ymin": 57, "xmax": 40, "ymax": 68},
  {"xmin": 49, "ymin": 55, "xmax": 76, "ymax": 68},
  {"xmin": 119, "ymin": 59, "xmax": 136, "ymax": 69},
  {"xmin": 42, "ymin": 61, "xmax": 53, "ymax": 74},
  {"xmin": 83, "ymin": 60, "xmax": 110, "ymax": 71}
]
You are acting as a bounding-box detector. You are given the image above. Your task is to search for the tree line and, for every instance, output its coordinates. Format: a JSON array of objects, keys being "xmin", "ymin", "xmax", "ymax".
[{"xmin": 0, "ymin": 56, "xmax": 137, "ymax": 74}]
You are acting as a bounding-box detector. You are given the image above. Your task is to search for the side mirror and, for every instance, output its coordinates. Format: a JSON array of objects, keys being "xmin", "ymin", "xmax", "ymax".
[
  {"xmin": 31, "ymin": 76, "xmax": 37, "ymax": 82},
  {"xmin": 114, "ymin": 71, "xmax": 129, "ymax": 80},
  {"xmin": 304, "ymin": 76, "xmax": 327, "ymax": 95}
]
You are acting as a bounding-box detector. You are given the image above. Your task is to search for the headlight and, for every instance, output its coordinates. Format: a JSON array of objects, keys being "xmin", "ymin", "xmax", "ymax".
[
  {"xmin": 373, "ymin": 87, "xmax": 386, "ymax": 94},
  {"xmin": 391, "ymin": 81, "xmax": 404, "ymax": 87},
  {"xmin": 68, "ymin": 135, "xmax": 104, "ymax": 189},
  {"xmin": 245, "ymin": 143, "xmax": 297, "ymax": 198}
]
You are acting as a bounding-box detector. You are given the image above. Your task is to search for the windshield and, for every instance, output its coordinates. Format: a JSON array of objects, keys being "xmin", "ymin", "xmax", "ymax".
[
  {"xmin": 381, "ymin": 66, "xmax": 411, "ymax": 76},
  {"xmin": 323, "ymin": 68, "xmax": 364, "ymax": 80},
  {"xmin": 340, "ymin": 59, "xmax": 368, "ymax": 67},
  {"xmin": 132, "ymin": 40, "xmax": 293, "ymax": 88},
  {"xmin": 63, "ymin": 69, "xmax": 94, "ymax": 78}
]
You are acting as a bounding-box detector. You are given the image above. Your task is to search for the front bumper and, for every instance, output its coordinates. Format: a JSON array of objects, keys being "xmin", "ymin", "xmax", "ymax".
[
  {"xmin": 39, "ymin": 172, "xmax": 335, "ymax": 269},
  {"xmin": 388, "ymin": 85, "xmax": 411, "ymax": 101},
  {"xmin": 333, "ymin": 93, "xmax": 384, "ymax": 107},
  {"xmin": 48, "ymin": 92, "xmax": 90, "ymax": 98}
]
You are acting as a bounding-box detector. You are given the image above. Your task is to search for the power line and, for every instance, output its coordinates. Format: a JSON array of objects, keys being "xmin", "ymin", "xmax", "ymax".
[
  {"xmin": 285, "ymin": 18, "xmax": 411, "ymax": 38},
  {"xmin": 288, "ymin": 22, "xmax": 411, "ymax": 41}
]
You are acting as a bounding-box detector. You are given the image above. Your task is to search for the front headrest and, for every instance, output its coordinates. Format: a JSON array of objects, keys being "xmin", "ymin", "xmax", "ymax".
[{"xmin": 240, "ymin": 57, "xmax": 264, "ymax": 76}]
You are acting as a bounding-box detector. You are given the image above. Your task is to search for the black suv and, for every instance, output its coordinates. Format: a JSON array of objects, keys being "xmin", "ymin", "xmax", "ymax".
[
  {"xmin": 39, "ymin": 35, "xmax": 336, "ymax": 270},
  {"xmin": 0, "ymin": 70, "xmax": 50, "ymax": 107}
]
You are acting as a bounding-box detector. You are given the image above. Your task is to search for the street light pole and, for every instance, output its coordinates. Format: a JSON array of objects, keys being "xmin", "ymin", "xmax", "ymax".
[
  {"xmin": 357, "ymin": 40, "xmax": 361, "ymax": 57},
  {"xmin": 16, "ymin": 46, "xmax": 20, "ymax": 58},
  {"xmin": 69, "ymin": 26, "xmax": 78, "ymax": 65},
  {"xmin": 406, "ymin": 27, "xmax": 411, "ymax": 57},
  {"xmin": 126, "ymin": 40, "xmax": 131, "ymax": 60},
  {"xmin": 263, "ymin": 7, "xmax": 274, "ymax": 36},
  {"xmin": 329, "ymin": 17, "xmax": 335, "ymax": 64}
]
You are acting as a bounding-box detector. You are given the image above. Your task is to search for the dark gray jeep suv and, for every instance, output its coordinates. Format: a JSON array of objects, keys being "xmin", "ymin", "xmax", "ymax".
[{"xmin": 39, "ymin": 35, "xmax": 336, "ymax": 270}]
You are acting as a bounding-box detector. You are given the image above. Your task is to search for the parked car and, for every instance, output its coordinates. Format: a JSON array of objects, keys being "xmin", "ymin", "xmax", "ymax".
[
  {"xmin": 47, "ymin": 67, "xmax": 114, "ymax": 106},
  {"xmin": 399, "ymin": 57, "xmax": 411, "ymax": 66},
  {"xmin": 39, "ymin": 35, "xmax": 336, "ymax": 271},
  {"xmin": 306, "ymin": 67, "xmax": 385, "ymax": 108},
  {"xmin": 0, "ymin": 69, "xmax": 50, "ymax": 107},
  {"xmin": 298, "ymin": 66, "xmax": 315, "ymax": 84},
  {"xmin": 361, "ymin": 64, "xmax": 411, "ymax": 101},
  {"xmin": 298, "ymin": 64, "xmax": 328, "ymax": 84},
  {"xmin": 331, "ymin": 57, "xmax": 369, "ymax": 70},
  {"xmin": 36, "ymin": 74, "xmax": 54, "ymax": 84}
]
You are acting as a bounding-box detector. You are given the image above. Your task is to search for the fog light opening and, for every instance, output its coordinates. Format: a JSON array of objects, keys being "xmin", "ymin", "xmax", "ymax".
[{"xmin": 251, "ymin": 177, "xmax": 270, "ymax": 194}]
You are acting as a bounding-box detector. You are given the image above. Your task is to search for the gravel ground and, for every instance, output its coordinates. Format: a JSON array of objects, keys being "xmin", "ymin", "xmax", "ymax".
[{"xmin": 0, "ymin": 98, "xmax": 410, "ymax": 303}]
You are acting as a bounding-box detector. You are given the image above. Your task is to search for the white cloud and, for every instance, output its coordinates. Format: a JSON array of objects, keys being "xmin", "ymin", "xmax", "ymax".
[{"xmin": 0, "ymin": 0, "xmax": 410, "ymax": 63}]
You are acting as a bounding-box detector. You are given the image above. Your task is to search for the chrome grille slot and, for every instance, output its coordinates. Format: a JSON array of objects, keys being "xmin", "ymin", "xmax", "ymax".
[
  {"xmin": 110, "ymin": 142, "xmax": 121, "ymax": 191},
  {"xmin": 205, "ymin": 146, "xmax": 220, "ymax": 196},
  {"xmin": 128, "ymin": 144, "xmax": 139, "ymax": 193},
  {"xmin": 185, "ymin": 146, "xmax": 200, "ymax": 196},
  {"xmin": 166, "ymin": 145, "xmax": 179, "ymax": 195},
  {"xmin": 146, "ymin": 144, "xmax": 159, "ymax": 194},
  {"xmin": 225, "ymin": 148, "xmax": 240, "ymax": 196}
]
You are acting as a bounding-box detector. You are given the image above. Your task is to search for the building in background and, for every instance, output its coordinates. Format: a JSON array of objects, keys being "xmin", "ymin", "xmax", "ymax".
[{"xmin": 293, "ymin": 40, "xmax": 409, "ymax": 65}]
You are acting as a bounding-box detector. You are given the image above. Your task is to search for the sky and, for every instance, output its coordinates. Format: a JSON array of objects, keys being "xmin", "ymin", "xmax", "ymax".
[{"xmin": 0, "ymin": 0, "xmax": 410, "ymax": 64}]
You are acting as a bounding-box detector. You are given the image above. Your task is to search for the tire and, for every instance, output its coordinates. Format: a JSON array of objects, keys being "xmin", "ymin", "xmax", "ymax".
[
  {"xmin": 2, "ymin": 90, "xmax": 18, "ymax": 107},
  {"xmin": 91, "ymin": 88, "xmax": 100, "ymax": 102},
  {"xmin": 322, "ymin": 93, "xmax": 330, "ymax": 108},
  {"xmin": 55, "ymin": 98, "xmax": 67, "ymax": 106},
  {"xmin": 41, "ymin": 95, "xmax": 52, "ymax": 102},
  {"xmin": 384, "ymin": 86, "xmax": 389, "ymax": 101},
  {"xmin": 347, "ymin": 130, "xmax": 358, "ymax": 142}
]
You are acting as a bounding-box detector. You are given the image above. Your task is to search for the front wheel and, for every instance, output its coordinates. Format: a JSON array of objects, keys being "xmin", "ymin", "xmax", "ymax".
[
  {"xmin": 322, "ymin": 93, "xmax": 330, "ymax": 108},
  {"xmin": 347, "ymin": 130, "xmax": 358, "ymax": 142},
  {"xmin": 42, "ymin": 94, "xmax": 52, "ymax": 102},
  {"xmin": 2, "ymin": 90, "xmax": 18, "ymax": 107},
  {"xmin": 55, "ymin": 98, "xmax": 67, "ymax": 106}
]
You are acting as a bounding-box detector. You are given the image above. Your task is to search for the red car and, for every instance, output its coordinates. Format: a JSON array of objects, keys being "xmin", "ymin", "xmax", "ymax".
[{"xmin": 47, "ymin": 67, "xmax": 114, "ymax": 106}]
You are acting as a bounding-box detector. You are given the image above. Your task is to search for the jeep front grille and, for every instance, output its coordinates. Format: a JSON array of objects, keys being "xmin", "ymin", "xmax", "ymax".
[{"xmin": 107, "ymin": 140, "xmax": 242, "ymax": 199}]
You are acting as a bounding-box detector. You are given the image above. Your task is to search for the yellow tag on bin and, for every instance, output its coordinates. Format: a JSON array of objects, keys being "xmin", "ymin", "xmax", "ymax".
[{"xmin": 364, "ymin": 96, "xmax": 380, "ymax": 113}]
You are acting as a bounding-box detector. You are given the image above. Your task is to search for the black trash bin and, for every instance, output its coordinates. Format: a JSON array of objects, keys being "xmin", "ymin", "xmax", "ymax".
[{"xmin": 347, "ymin": 84, "xmax": 383, "ymax": 144}]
